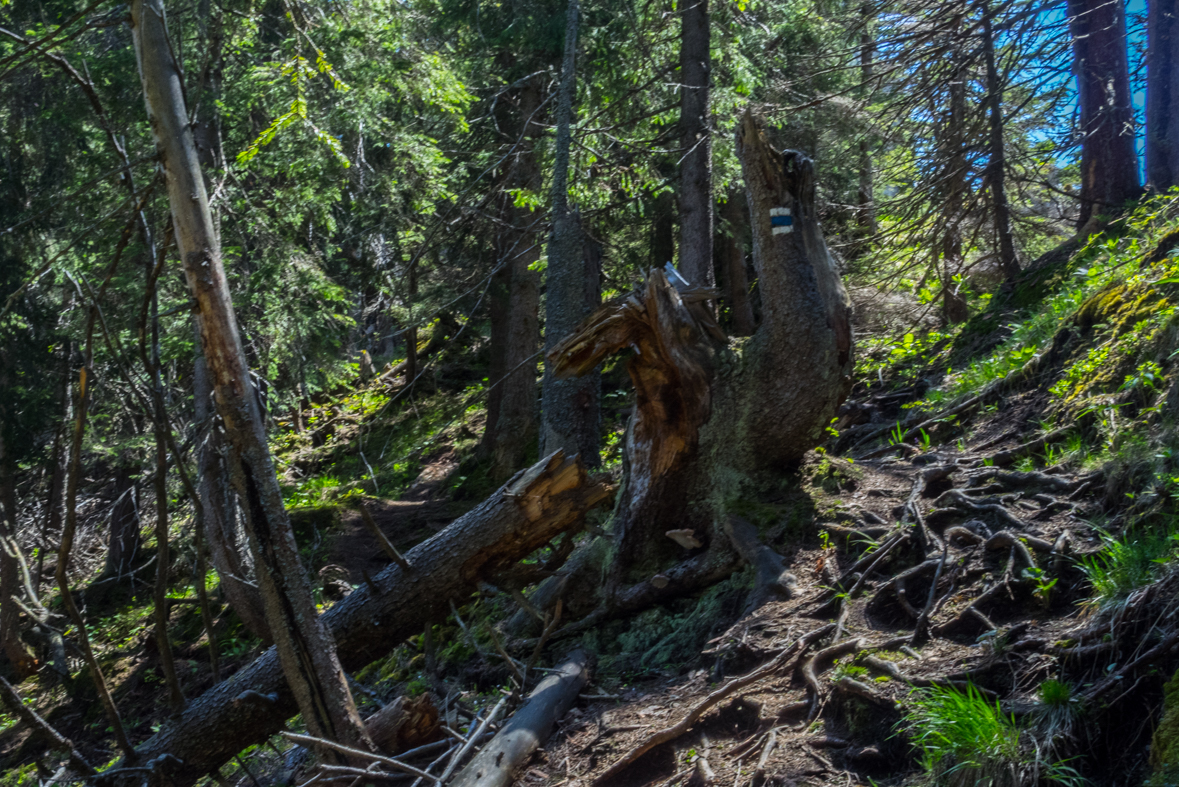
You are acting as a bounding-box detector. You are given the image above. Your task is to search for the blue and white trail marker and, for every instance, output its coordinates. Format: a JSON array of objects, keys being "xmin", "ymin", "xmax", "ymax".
[{"xmin": 769, "ymin": 207, "xmax": 793, "ymax": 235}]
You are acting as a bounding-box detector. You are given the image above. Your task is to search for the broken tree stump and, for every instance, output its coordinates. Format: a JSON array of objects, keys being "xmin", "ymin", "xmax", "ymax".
[
  {"xmin": 100, "ymin": 451, "xmax": 610, "ymax": 787},
  {"xmin": 545, "ymin": 110, "xmax": 853, "ymax": 601}
]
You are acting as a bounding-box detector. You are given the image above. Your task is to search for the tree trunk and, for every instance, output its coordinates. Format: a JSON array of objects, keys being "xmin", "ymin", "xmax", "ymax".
[
  {"xmin": 490, "ymin": 79, "xmax": 543, "ymax": 481},
  {"xmin": 1147, "ymin": 0, "xmax": 1179, "ymax": 192},
  {"xmin": 678, "ymin": 0, "xmax": 714, "ymax": 288},
  {"xmin": 720, "ymin": 193, "xmax": 755, "ymax": 336},
  {"xmin": 145, "ymin": 264, "xmax": 184, "ymax": 712},
  {"xmin": 101, "ymin": 459, "xmax": 142, "ymax": 581},
  {"xmin": 857, "ymin": 1, "xmax": 877, "ymax": 240},
  {"xmin": 542, "ymin": 0, "xmax": 600, "ymax": 467},
  {"xmin": 650, "ymin": 187, "xmax": 676, "ymax": 268},
  {"xmin": 939, "ymin": 41, "xmax": 969, "ymax": 324},
  {"xmin": 549, "ymin": 111, "xmax": 853, "ymax": 592},
  {"xmin": 404, "ymin": 259, "xmax": 418, "ymax": 387},
  {"xmin": 102, "ymin": 451, "xmax": 609, "ymax": 786},
  {"xmin": 131, "ymin": 0, "xmax": 371, "ymax": 757},
  {"xmin": 0, "ymin": 414, "xmax": 33, "ymax": 677},
  {"xmin": 1068, "ymin": 0, "xmax": 1140, "ymax": 230},
  {"xmin": 979, "ymin": 0, "xmax": 1020, "ymax": 280},
  {"xmin": 194, "ymin": 325, "xmax": 270, "ymax": 642},
  {"xmin": 39, "ymin": 340, "xmax": 72, "ymax": 600}
]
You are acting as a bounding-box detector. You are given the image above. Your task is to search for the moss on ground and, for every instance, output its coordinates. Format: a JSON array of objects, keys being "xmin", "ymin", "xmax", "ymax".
[{"xmin": 1149, "ymin": 669, "xmax": 1179, "ymax": 786}]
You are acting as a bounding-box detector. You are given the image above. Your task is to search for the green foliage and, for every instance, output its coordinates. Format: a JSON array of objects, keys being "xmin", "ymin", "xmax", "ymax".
[
  {"xmin": 1149, "ymin": 669, "xmax": 1179, "ymax": 787},
  {"xmin": 900, "ymin": 685, "xmax": 1081, "ymax": 787},
  {"xmin": 1034, "ymin": 680, "xmax": 1082, "ymax": 743},
  {"xmin": 1079, "ymin": 523, "xmax": 1179, "ymax": 613}
]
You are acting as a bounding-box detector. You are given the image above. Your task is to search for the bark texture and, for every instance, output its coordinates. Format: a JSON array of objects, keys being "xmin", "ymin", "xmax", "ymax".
[
  {"xmin": 193, "ymin": 326, "xmax": 270, "ymax": 642},
  {"xmin": 549, "ymin": 112, "xmax": 853, "ymax": 587},
  {"xmin": 979, "ymin": 0, "xmax": 1019, "ymax": 280},
  {"xmin": 720, "ymin": 194, "xmax": 755, "ymax": 336},
  {"xmin": 542, "ymin": 0, "xmax": 600, "ymax": 467},
  {"xmin": 678, "ymin": 0, "xmax": 714, "ymax": 288},
  {"xmin": 1148, "ymin": 0, "xmax": 1179, "ymax": 191},
  {"xmin": 1068, "ymin": 0, "xmax": 1140, "ymax": 229},
  {"xmin": 487, "ymin": 78, "xmax": 543, "ymax": 480},
  {"xmin": 101, "ymin": 451, "xmax": 609, "ymax": 786},
  {"xmin": 131, "ymin": 0, "xmax": 369, "ymax": 755}
]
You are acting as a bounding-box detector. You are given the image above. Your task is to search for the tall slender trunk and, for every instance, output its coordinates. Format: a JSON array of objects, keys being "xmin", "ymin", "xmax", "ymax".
[
  {"xmin": 940, "ymin": 35, "xmax": 969, "ymax": 324},
  {"xmin": 979, "ymin": 0, "xmax": 1019, "ymax": 280},
  {"xmin": 62, "ymin": 274, "xmax": 135, "ymax": 758},
  {"xmin": 194, "ymin": 323, "xmax": 270, "ymax": 643},
  {"xmin": 542, "ymin": 0, "xmax": 599, "ymax": 466},
  {"xmin": 678, "ymin": 0, "xmax": 713, "ymax": 287},
  {"xmin": 143, "ymin": 254, "xmax": 184, "ymax": 712},
  {"xmin": 489, "ymin": 79, "xmax": 542, "ymax": 480},
  {"xmin": 0, "ymin": 410, "xmax": 33, "ymax": 677},
  {"xmin": 721, "ymin": 194, "xmax": 755, "ymax": 336},
  {"xmin": 38, "ymin": 340, "xmax": 71, "ymax": 600},
  {"xmin": 1147, "ymin": 0, "xmax": 1179, "ymax": 191},
  {"xmin": 1068, "ymin": 0, "xmax": 1140, "ymax": 229},
  {"xmin": 857, "ymin": 2, "xmax": 877, "ymax": 240},
  {"xmin": 649, "ymin": 187, "xmax": 676, "ymax": 267},
  {"xmin": 131, "ymin": 0, "xmax": 371, "ymax": 757},
  {"xmin": 404, "ymin": 259, "xmax": 418, "ymax": 387}
]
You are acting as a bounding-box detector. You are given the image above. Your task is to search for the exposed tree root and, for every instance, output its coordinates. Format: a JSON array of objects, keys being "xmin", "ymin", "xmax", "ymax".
[{"xmin": 591, "ymin": 624, "xmax": 835, "ymax": 785}]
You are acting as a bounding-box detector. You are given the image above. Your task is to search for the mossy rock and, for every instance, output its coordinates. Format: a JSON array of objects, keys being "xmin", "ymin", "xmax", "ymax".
[
  {"xmin": 1075, "ymin": 282, "xmax": 1167, "ymax": 337},
  {"xmin": 1149, "ymin": 669, "xmax": 1179, "ymax": 786}
]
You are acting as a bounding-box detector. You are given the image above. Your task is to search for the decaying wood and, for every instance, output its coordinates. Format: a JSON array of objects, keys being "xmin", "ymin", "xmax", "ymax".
[
  {"xmin": 546, "ymin": 111, "xmax": 854, "ymax": 596},
  {"xmin": 101, "ymin": 451, "xmax": 610, "ymax": 786},
  {"xmin": 364, "ymin": 694, "xmax": 442, "ymax": 755},
  {"xmin": 450, "ymin": 649, "xmax": 590, "ymax": 787}
]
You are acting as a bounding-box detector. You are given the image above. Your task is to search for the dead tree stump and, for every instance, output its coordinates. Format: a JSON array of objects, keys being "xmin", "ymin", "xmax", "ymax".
[{"xmin": 547, "ymin": 110, "xmax": 853, "ymax": 602}]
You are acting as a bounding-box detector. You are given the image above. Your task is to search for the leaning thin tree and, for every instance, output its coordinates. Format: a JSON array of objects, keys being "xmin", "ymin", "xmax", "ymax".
[
  {"xmin": 130, "ymin": 0, "xmax": 372, "ymax": 758},
  {"xmin": 546, "ymin": 111, "xmax": 854, "ymax": 613}
]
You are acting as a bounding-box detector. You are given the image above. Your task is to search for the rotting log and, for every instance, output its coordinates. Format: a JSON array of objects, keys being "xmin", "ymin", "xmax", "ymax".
[
  {"xmin": 98, "ymin": 451, "xmax": 610, "ymax": 787},
  {"xmin": 545, "ymin": 109, "xmax": 853, "ymax": 597},
  {"xmin": 364, "ymin": 694, "xmax": 441, "ymax": 755},
  {"xmin": 450, "ymin": 649, "xmax": 590, "ymax": 787}
]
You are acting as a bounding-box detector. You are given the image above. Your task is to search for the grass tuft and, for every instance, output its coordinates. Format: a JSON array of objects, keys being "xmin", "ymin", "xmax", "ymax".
[
  {"xmin": 901, "ymin": 684, "xmax": 1082, "ymax": 786},
  {"xmin": 1079, "ymin": 523, "xmax": 1179, "ymax": 614}
]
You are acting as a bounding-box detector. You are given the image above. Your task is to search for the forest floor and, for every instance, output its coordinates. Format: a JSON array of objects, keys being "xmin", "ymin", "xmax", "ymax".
[{"xmin": 8, "ymin": 198, "xmax": 1179, "ymax": 786}]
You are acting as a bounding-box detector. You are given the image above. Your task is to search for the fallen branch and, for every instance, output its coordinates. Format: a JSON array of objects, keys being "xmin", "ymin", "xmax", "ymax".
[
  {"xmin": 438, "ymin": 695, "xmax": 509, "ymax": 784},
  {"xmin": 450, "ymin": 649, "xmax": 590, "ymax": 787},
  {"xmin": 0, "ymin": 675, "xmax": 95, "ymax": 777},
  {"xmin": 102, "ymin": 451, "xmax": 610, "ymax": 787},
  {"xmin": 592, "ymin": 624, "xmax": 835, "ymax": 785},
  {"xmin": 279, "ymin": 732, "xmax": 438, "ymax": 782}
]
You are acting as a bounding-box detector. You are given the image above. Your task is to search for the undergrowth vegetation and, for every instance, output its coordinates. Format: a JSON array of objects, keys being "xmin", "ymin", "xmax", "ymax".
[{"xmin": 901, "ymin": 685, "xmax": 1081, "ymax": 787}]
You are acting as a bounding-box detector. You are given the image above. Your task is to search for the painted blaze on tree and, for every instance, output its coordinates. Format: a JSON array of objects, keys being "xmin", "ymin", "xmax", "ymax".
[{"xmin": 548, "ymin": 111, "xmax": 853, "ymax": 587}]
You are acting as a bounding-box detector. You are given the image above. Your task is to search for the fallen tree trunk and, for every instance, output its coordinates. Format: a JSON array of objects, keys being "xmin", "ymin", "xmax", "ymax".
[
  {"xmin": 450, "ymin": 649, "xmax": 590, "ymax": 787},
  {"xmin": 99, "ymin": 451, "xmax": 610, "ymax": 787}
]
